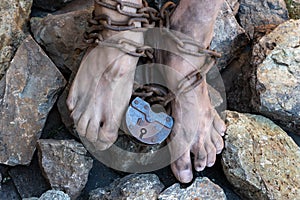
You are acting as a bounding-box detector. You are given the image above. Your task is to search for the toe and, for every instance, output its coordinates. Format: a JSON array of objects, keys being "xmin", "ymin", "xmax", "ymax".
[
  {"xmin": 211, "ymin": 130, "xmax": 224, "ymax": 154},
  {"xmin": 205, "ymin": 142, "xmax": 217, "ymax": 167},
  {"xmin": 171, "ymin": 151, "xmax": 193, "ymax": 183},
  {"xmin": 193, "ymin": 143, "xmax": 207, "ymax": 172},
  {"xmin": 76, "ymin": 114, "xmax": 89, "ymax": 138},
  {"xmin": 213, "ymin": 110, "xmax": 226, "ymax": 136},
  {"xmin": 96, "ymin": 122, "xmax": 118, "ymax": 150},
  {"xmin": 86, "ymin": 119, "xmax": 100, "ymax": 143},
  {"xmin": 66, "ymin": 86, "xmax": 78, "ymax": 111}
]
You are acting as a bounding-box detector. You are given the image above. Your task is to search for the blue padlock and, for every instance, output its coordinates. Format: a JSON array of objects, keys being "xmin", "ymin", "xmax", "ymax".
[{"xmin": 125, "ymin": 97, "xmax": 173, "ymax": 144}]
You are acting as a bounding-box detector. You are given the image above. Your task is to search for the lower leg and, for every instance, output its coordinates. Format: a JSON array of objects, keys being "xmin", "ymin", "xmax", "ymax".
[{"xmin": 164, "ymin": 0, "xmax": 226, "ymax": 183}]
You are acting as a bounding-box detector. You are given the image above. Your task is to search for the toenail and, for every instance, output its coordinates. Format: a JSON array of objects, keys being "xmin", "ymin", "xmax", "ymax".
[
  {"xmin": 195, "ymin": 166, "xmax": 205, "ymax": 172},
  {"xmin": 207, "ymin": 162, "xmax": 214, "ymax": 167},
  {"xmin": 178, "ymin": 170, "xmax": 192, "ymax": 183}
]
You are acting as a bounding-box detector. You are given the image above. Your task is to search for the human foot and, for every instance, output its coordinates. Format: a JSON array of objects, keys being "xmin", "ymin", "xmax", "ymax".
[
  {"xmin": 67, "ymin": 0, "xmax": 143, "ymax": 150},
  {"xmin": 163, "ymin": 0, "xmax": 226, "ymax": 183}
]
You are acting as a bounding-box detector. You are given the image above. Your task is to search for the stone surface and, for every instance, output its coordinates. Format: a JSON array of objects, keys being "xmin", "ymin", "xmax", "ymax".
[
  {"xmin": 37, "ymin": 139, "xmax": 93, "ymax": 199},
  {"xmin": 0, "ymin": 36, "xmax": 66, "ymax": 166},
  {"xmin": 24, "ymin": 190, "xmax": 70, "ymax": 200},
  {"xmin": 222, "ymin": 111, "xmax": 300, "ymax": 199},
  {"xmin": 0, "ymin": 179, "xmax": 21, "ymax": 200},
  {"xmin": 211, "ymin": 0, "xmax": 249, "ymax": 70},
  {"xmin": 33, "ymin": 0, "xmax": 74, "ymax": 11},
  {"xmin": 158, "ymin": 177, "xmax": 226, "ymax": 200},
  {"xmin": 286, "ymin": 0, "xmax": 300, "ymax": 19},
  {"xmin": 238, "ymin": 0, "xmax": 289, "ymax": 38},
  {"xmin": 251, "ymin": 19, "xmax": 300, "ymax": 133},
  {"xmin": 0, "ymin": 0, "xmax": 33, "ymax": 78},
  {"xmin": 226, "ymin": 0, "xmax": 240, "ymax": 15},
  {"xmin": 89, "ymin": 174, "xmax": 164, "ymax": 200},
  {"xmin": 8, "ymin": 153, "xmax": 50, "ymax": 199},
  {"xmin": 30, "ymin": 7, "xmax": 92, "ymax": 75}
]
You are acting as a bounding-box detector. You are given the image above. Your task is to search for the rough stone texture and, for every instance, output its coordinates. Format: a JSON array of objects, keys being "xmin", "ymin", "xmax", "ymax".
[
  {"xmin": 0, "ymin": 36, "xmax": 66, "ymax": 166},
  {"xmin": 33, "ymin": 0, "xmax": 74, "ymax": 11},
  {"xmin": 54, "ymin": 0, "xmax": 94, "ymax": 15},
  {"xmin": 211, "ymin": 0, "xmax": 249, "ymax": 70},
  {"xmin": 286, "ymin": 0, "xmax": 300, "ymax": 19},
  {"xmin": 226, "ymin": 0, "xmax": 240, "ymax": 15},
  {"xmin": 158, "ymin": 177, "xmax": 226, "ymax": 200},
  {"xmin": 30, "ymin": 7, "xmax": 92, "ymax": 75},
  {"xmin": 89, "ymin": 174, "xmax": 164, "ymax": 200},
  {"xmin": 24, "ymin": 190, "xmax": 70, "ymax": 200},
  {"xmin": 238, "ymin": 0, "xmax": 289, "ymax": 38},
  {"xmin": 0, "ymin": 0, "xmax": 33, "ymax": 78},
  {"xmin": 37, "ymin": 139, "xmax": 93, "ymax": 200},
  {"xmin": 222, "ymin": 111, "xmax": 300, "ymax": 200},
  {"xmin": 8, "ymin": 153, "xmax": 50, "ymax": 199},
  {"xmin": 251, "ymin": 19, "xmax": 300, "ymax": 133}
]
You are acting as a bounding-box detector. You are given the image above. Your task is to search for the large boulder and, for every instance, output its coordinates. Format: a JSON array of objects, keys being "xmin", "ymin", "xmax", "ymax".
[
  {"xmin": 211, "ymin": 0, "xmax": 249, "ymax": 70},
  {"xmin": 89, "ymin": 174, "xmax": 164, "ymax": 200},
  {"xmin": 37, "ymin": 139, "xmax": 93, "ymax": 199},
  {"xmin": 159, "ymin": 177, "xmax": 226, "ymax": 200},
  {"xmin": 222, "ymin": 111, "xmax": 300, "ymax": 199},
  {"xmin": 238, "ymin": 0, "xmax": 289, "ymax": 38},
  {"xmin": 0, "ymin": 36, "xmax": 66, "ymax": 166},
  {"xmin": 0, "ymin": 0, "xmax": 33, "ymax": 78},
  {"xmin": 251, "ymin": 19, "xmax": 300, "ymax": 134},
  {"xmin": 30, "ymin": 8, "xmax": 92, "ymax": 76}
]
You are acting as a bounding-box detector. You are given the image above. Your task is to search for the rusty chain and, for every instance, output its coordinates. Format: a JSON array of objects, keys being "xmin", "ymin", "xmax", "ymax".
[{"xmin": 84, "ymin": 0, "xmax": 221, "ymax": 106}]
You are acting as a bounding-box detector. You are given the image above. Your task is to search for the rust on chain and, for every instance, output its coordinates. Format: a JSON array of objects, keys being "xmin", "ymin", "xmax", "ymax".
[{"xmin": 84, "ymin": 0, "xmax": 222, "ymax": 107}]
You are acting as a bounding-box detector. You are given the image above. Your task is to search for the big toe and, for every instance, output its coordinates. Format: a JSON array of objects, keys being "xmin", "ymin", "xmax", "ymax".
[{"xmin": 171, "ymin": 151, "xmax": 193, "ymax": 183}]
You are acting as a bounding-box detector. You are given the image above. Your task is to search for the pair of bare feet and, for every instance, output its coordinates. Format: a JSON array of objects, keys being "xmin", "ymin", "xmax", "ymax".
[{"xmin": 67, "ymin": 0, "xmax": 226, "ymax": 183}]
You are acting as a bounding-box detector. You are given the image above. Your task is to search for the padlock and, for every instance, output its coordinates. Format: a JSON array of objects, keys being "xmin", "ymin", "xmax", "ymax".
[{"xmin": 125, "ymin": 97, "xmax": 173, "ymax": 145}]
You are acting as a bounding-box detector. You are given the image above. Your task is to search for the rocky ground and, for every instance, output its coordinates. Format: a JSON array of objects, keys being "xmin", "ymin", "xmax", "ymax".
[{"xmin": 0, "ymin": 0, "xmax": 299, "ymax": 199}]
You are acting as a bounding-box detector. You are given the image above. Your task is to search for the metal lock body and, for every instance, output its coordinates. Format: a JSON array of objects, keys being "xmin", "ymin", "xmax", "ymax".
[{"xmin": 125, "ymin": 97, "xmax": 173, "ymax": 145}]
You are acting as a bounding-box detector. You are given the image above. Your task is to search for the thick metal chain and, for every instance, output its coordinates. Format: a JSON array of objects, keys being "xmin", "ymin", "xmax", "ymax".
[
  {"xmin": 84, "ymin": 0, "xmax": 221, "ymax": 106},
  {"xmin": 84, "ymin": 0, "xmax": 157, "ymax": 57}
]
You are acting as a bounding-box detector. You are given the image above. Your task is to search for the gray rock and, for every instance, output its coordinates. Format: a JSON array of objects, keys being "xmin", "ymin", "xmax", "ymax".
[
  {"xmin": 238, "ymin": 0, "xmax": 289, "ymax": 38},
  {"xmin": 89, "ymin": 174, "xmax": 164, "ymax": 200},
  {"xmin": 24, "ymin": 190, "xmax": 70, "ymax": 200},
  {"xmin": 37, "ymin": 139, "xmax": 93, "ymax": 199},
  {"xmin": 33, "ymin": 0, "xmax": 74, "ymax": 11},
  {"xmin": 0, "ymin": 36, "xmax": 66, "ymax": 166},
  {"xmin": 251, "ymin": 19, "xmax": 300, "ymax": 133},
  {"xmin": 54, "ymin": 0, "xmax": 94, "ymax": 15},
  {"xmin": 226, "ymin": 0, "xmax": 240, "ymax": 15},
  {"xmin": 30, "ymin": 8, "xmax": 92, "ymax": 75},
  {"xmin": 9, "ymin": 154, "xmax": 50, "ymax": 199},
  {"xmin": 0, "ymin": 0, "xmax": 33, "ymax": 78},
  {"xmin": 222, "ymin": 111, "xmax": 300, "ymax": 199},
  {"xmin": 211, "ymin": 0, "xmax": 249, "ymax": 70},
  {"xmin": 158, "ymin": 177, "xmax": 226, "ymax": 200}
]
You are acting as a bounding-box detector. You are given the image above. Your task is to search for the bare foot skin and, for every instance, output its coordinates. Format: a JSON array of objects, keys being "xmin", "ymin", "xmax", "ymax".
[
  {"xmin": 163, "ymin": 0, "xmax": 226, "ymax": 183},
  {"xmin": 67, "ymin": 0, "xmax": 143, "ymax": 150}
]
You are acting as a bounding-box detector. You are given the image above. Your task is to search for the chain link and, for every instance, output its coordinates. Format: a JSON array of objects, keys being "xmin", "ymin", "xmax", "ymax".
[{"xmin": 84, "ymin": 0, "xmax": 221, "ymax": 106}]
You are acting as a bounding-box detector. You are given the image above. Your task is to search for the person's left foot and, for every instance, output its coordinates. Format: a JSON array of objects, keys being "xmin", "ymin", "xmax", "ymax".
[{"xmin": 161, "ymin": 0, "xmax": 226, "ymax": 183}]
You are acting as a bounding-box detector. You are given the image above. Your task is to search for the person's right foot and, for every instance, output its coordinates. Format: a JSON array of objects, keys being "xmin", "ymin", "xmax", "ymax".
[
  {"xmin": 162, "ymin": 0, "xmax": 226, "ymax": 183},
  {"xmin": 67, "ymin": 0, "xmax": 143, "ymax": 150}
]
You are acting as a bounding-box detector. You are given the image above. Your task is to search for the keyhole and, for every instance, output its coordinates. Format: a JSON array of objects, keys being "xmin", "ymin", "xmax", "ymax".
[{"xmin": 140, "ymin": 128, "xmax": 147, "ymax": 139}]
